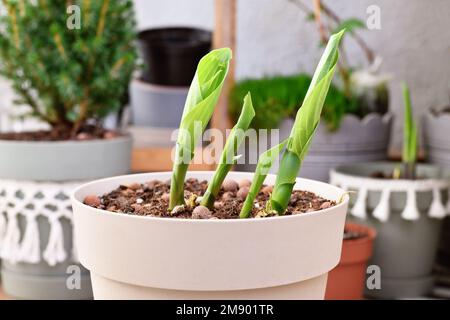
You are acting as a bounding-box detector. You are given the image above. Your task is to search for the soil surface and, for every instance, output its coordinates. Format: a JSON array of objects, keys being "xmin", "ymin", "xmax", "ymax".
[
  {"xmin": 0, "ymin": 125, "xmax": 121, "ymax": 141},
  {"xmin": 83, "ymin": 178, "xmax": 337, "ymax": 219}
]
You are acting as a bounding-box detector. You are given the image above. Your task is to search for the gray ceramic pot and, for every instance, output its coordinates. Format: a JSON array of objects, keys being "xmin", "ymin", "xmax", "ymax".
[
  {"xmin": 331, "ymin": 162, "xmax": 450, "ymax": 299},
  {"xmin": 0, "ymin": 135, "xmax": 132, "ymax": 299},
  {"xmin": 424, "ymin": 110, "xmax": 450, "ymax": 278},
  {"xmin": 301, "ymin": 113, "xmax": 392, "ymax": 182},
  {"xmin": 236, "ymin": 113, "xmax": 392, "ymax": 182},
  {"xmin": 129, "ymin": 78, "xmax": 187, "ymax": 128}
]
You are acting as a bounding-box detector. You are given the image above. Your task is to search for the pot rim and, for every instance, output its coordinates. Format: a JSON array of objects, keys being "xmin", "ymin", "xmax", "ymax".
[
  {"xmin": 343, "ymin": 222, "xmax": 376, "ymax": 244},
  {"xmin": 72, "ymin": 171, "xmax": 349, "ymax": 223},
  {"xmin": 333, "ymin": 161, "xmax": 450, "ymax": 183},
  {"xmin": 0, "ymin": 132, "xmax": 131, "ymax": 146},
  {"xmin": 131, "ymin": 77, "xmax": 189, "ymax": 92}
]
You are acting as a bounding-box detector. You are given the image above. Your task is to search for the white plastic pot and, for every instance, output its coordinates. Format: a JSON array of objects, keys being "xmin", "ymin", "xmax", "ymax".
[{"xmin": 71, "ymin": 171, "xmax": 349, "ymax": 300}]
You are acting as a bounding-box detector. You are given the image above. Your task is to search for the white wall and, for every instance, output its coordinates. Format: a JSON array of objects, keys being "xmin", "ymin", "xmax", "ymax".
[
  {"xmin": 1, "ymin": 0, "xmax": 448, "ymax": 149},
  {"xmin": 134, "ymin": 0, "xmax": 450, "ymax": 149}
]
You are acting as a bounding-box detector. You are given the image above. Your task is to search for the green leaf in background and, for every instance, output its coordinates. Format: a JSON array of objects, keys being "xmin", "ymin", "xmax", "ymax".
[
  {"xmin": 333, "ymin": 18, "xmax": 365, "ymax": 35},
  {"xmin": 402, "ymin": 82, "xmax": 418, "ymax": 178},
  {"xmin": 201, "ymin": 92, "xmax": 255, "ymax": 208},
  {"xmin": 229, "ymin": 74, "xmax": 357, "ymax": 132},
  {"xmin": 269, "ymin": 30, "xmax": 344, "ymax": 215},
  {"xmin": 169, "ymin": 48, "xmax": 232, "ymax": 211},
  {"xmin": 239, "ymin": 139, "xmax": 288, "ymax": 218}
]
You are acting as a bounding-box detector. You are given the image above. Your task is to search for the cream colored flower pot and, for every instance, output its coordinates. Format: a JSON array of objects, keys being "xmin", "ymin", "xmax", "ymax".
[{"xmin": 71, "ymin": 171, "xmax": 349, "ymax": 300}]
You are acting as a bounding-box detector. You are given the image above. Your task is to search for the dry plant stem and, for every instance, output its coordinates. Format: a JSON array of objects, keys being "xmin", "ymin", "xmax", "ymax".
[{"xmin": 289, "ymin": 0, "xmax": 375, "ymax": 64}]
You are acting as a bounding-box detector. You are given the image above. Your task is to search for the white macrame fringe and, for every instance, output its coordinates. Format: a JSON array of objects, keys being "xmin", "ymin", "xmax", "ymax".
[
  {"xmin": 428, "ymin": 187, "xmax": 447, "ymax": 218},
  {"xmin": 0, "ymin": 179, "xmax": 84, "ymax": 266},
  {"xmin": 372, "ymin": 188, "xmax": 391, "ymax": 222},
  {"xmin": 0, "ymin": 212, "xmax": 6, "ymax": 251},
  {"xmin": 1, "ymin": 211, "xmax": 21, "ymax": 263},
  {"xmin": 18, "ymin": 212, "xmax": 40, "ymax": 263},
  {"xmin": 43, "ymin": 214, "xmax": 67, "ymax": 266},
  {"xmin": 330, "ymin": 170, "xmax": 450, "ymax": 222},
  {"xmin": 351, "ymin": 187, "xmax": 367, "ymax": 219},
  {"xmin": 447, "ymin": 189, "xmax": 450, "ymax": 215},
  {"xmin": 401, "ymin": 188, "xmax": 420, "ymax": 220}
]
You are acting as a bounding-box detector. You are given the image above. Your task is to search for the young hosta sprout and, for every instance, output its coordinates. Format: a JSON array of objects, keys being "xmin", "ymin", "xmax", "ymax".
[
  {"xmin": 201, "ymin": 93, "xmax": 255, "ymax": 208},
  {"xmin": 402, "ymin": 83, "xmax": 417, "ymax": 179},
  {"xmin": 239, "ymin": 140, "xmax": 288, "ymax": 218},
  {"xmin": 169, "ymin": 48, "xmax": 232, "ymax": 211},
  {"xmin": 269, "ymin": 30, "xmax": 345, "ymax": 215}
]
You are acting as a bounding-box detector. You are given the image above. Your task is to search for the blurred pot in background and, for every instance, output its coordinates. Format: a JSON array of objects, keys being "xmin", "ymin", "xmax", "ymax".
[
  {"xmin": 137, "ymin": 27, "xmax": 212, "ymax": 86},
  {"xmin": 129, "ymin": 27, "xmax": 212, "ymax": 146},
  {"xmin": 331, "ymin": 163, "xmax": 450, "ymax": 299},
  {"xmin": 325, "ymin": 222, "xmax": 376, "ymax": 300},
  {"xmin": 424, "ymin": 107, "xmax": 450, "ymax": 290}
]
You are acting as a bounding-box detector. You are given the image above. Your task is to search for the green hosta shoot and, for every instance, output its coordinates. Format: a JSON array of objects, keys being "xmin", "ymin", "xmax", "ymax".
[
  {"xmin": 239, "ymin": 140, "xmax": 288, "ymax": 218},
  {"xmin": 402, "ymin": 83, "xmax": 418, "ymax": 179},
  {"xmin": 201, "ymin": 93, "xmax": 255, "ymax": 208},
  {"xmin": 268, "ymin": 30, "xmax": 345, "ymax": 215},
  {"xmin": 169, "ymin": 48, "xmax": 232, "ymax": 211}
]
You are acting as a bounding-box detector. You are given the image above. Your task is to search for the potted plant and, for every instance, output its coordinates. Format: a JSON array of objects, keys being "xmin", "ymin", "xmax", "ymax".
[
  {"xmin": 424, "ymin": 105, "xmax": 450, "ymax": 293},
  {"xmin": 330, "ymin": 84, "xmax": 450, "ymax": 299},
  {"xmin": 325, "ymin": 222, "xmax": 376, "ymax": 300},
  {"xmin": 72, "ymin": 32, "xmax": 350, "ymax": 300},
  {"xmin": 0, "ymin": 0, "xmax": 137, "ymax": 299},
  {"xmin": 231, "ymin": 0, "xmax": 392, "ymax": 181},
  {"xmin": 129, "ymin": 27, "xmax": 212, "ymax": 141}
]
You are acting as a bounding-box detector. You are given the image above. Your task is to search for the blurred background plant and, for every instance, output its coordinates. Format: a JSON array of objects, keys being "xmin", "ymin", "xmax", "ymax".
[
  {"xmin": 229, "ymin": 73, "xmax": 358, "ymax": 131},
  {"xmin": 0, "ymin": 0, "xmax": 137, "ymax": 138},
  {"xmin": 230, "ymin": 0, "xmax": 389, "ymax": 132}
]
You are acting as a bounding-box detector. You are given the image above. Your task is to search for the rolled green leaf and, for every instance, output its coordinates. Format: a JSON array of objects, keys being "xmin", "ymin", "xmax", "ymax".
[
  {"xmin": 402, "ymin": 82, "xmax": 417, "ymax": 178},
  {"xmin": 239, "ymin": 139, "xmax": 288, "ymax": 218},
  {"xmin": 201, "ymin": 92, "xmax": 255, "ymax": 208},
  {"xmin": 269, "ymin": 30, "xmax": 344, "ymax": 215},
  {"xmin": 169, "ymin": 48, "xmax": 232, "ymax": 211}
]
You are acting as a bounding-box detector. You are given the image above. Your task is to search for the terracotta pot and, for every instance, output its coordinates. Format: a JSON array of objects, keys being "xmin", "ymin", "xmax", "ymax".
[
  {"xmin": 325, "ymin": 222, "xmax": 376, "ymax": 300},
  {"xmin": 71, "ymin": 171, "xmax": 349, "ymax": 300}
]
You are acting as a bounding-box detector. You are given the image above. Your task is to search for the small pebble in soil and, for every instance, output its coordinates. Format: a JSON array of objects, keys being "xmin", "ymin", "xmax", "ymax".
[
  {"xmin": 320, "ymin": 201, "xmax": 331, "ymax": 209},
  {"xmin": 128, "ymin": 183, "xmax": 141, "ymax": 191},
  {"xmin": 192, "ymin": 206, "xmax": 212, "ymax": 219},
  {"xmin": 222, "ymin": 179, "xmax": 238, "ymax": 192},
  {"xmin": 238, "ymin": 179, "xmax": 251, "ymax": 189},
  {"xmin": 103, "ymin": 131, "xmax": 118, "ymax": 139},
  {"xmin": 161, "ymin": 193, "xmax": 170, "ymax": 201},
  {"xmin": 222, "ymin": 192, "xmax": 233, "ymax": 201},
  {"xmin": 261, "ymin": 185, "xmax": 273, "ymax": 194},
  {"xmin": 76, "ymin": 132, "xmax": 92, "ymax": 140},
  {"xmin": 136, "ymin": 198, "xmax": 143, "ymax": 204},
  {"xmin": 213, "ymin": 201, "xmax": 223, "ymax": 209},
  {"xmin": 146, "ymin": 180, "xmax": 161, "ymax": 190},
  {"xmin": 84, "ymin": 195, "xmax": 101, "ymax": 206},
  {"xmin": 237, "ymin": 186, "xmax": 249, "ymax": 200}
]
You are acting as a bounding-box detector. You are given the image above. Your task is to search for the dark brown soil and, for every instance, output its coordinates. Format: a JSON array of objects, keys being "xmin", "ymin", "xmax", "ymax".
[
  {"xmin": 84, "ymin": 178, "xmax": 337, "ymax": 219},
  {"xmin": 0, "ymin": 124, "xmax": 121, "ymax": 141}
]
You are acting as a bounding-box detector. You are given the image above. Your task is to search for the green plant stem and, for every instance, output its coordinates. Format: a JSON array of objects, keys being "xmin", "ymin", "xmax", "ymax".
[
  {"xmin": 240, "ymin": 140, "xmax": 288, "ymax": 218},
  {"xmin": 268, "ymin": 150, "xmax": 301, "ymax": 214},
  {"xmin": 201, "ymin": 93, "xmax": 255, "ymax": 208}
]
